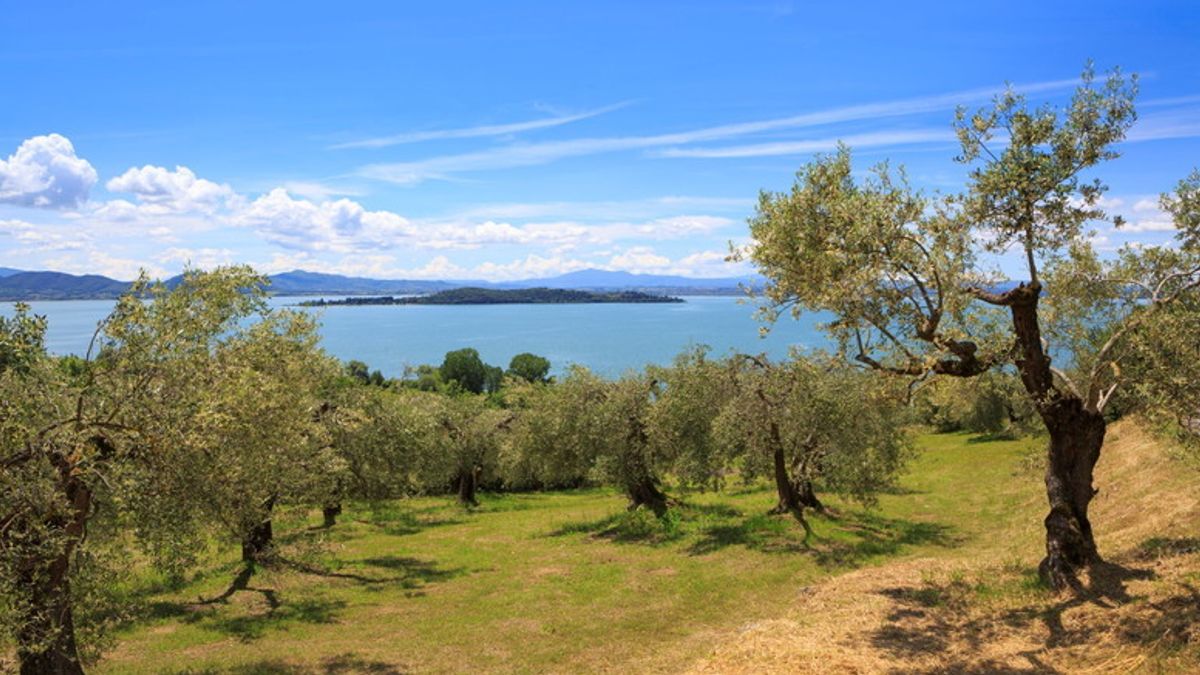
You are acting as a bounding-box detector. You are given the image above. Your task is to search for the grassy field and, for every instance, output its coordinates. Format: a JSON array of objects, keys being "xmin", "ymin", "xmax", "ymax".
[{"xmin": 90, "ymin": 423, "xmax": 1200, "ymax": 673}]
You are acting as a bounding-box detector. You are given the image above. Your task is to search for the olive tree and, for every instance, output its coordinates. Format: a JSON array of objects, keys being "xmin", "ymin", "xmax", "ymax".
[
  {"xmin": 645, "ymin": 348, "xmax": 739, "ymax": 491},
  {"xmin": 412, "ymin": 392, "xmax": 509, "ymax": 507},
  {"xmin": 742, "ymin": 66, "xmax": 1200, "ymax": 588},
  {"xmin": 500, "ymin": 368, "xmax": 605, "ymax": 490},
  {"xmin": 713, "ymin": 356, "xmax": 910, "ymax": 534},
  {"xmin": 0, "ymin": 267, "xmax": 334, "ymax": 673},
  {"xmin": 503, "ymin": 367, "xmax": 673, "ymax": 514},
  {"xmin": 156, "ymin": 311, "xmax": 342, "ymax": 566}
]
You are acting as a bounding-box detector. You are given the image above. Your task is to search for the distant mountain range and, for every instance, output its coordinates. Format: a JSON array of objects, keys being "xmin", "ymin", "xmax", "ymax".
[{"xmin": 0, "ymin": 268, "xmax": 762, "ymax": 301}]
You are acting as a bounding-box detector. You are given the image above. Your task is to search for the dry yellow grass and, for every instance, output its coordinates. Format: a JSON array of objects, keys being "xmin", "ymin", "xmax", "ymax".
[{"xmin": 686, "ymin": 420, "xmax": 1200, "ymax": 674}]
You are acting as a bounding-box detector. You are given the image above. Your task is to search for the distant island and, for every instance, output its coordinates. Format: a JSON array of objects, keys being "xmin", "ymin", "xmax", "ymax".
[{"xmin": 299, "ymin": 287, "xmax": 685, "ymax": 306}]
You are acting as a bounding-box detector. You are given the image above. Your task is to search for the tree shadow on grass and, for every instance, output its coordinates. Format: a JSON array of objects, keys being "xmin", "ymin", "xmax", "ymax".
[
  {"xmin": 686, "ymin": 513, "xmax": 807, "ymax": 555},
  {"xmin": 347, "ymin": 505, "xmax": 465, "ymax": 537},
  {"xmin": 139, "ymin": 555, "xmax": 460, "ymax": 643},
  {"xmin": 169, "ymin": 652, "xmax": 409, "ymax": 674},
  {"xmin": 864, "ymin": 555, "xmax": 1181, "ymax": 673},
  {"xmin": 546, "ymin": 511, "xmax": 685, "ymax": 545},
  {"xmin": 545, "ymin": 500, "xmax": 743, "ymax": 546},
  {"xmin": 686, "ymin": 507, "xmax": 956, "ymax": 562},
  {"xmin": 199, "ymin": 596, "xmax": 348, "ymax": 642},
  {"xmin": 277, "ymin": 555, "xmax": 464, "ymax": 597},
  {"xmin": 810, "ymin": 511, "xmax": 957, "ymax": 568}
]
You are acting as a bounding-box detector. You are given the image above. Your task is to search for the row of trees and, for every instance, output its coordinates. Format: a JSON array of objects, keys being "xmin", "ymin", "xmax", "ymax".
[{"xmin": 0, "ymin": 272, "xmax": 910, "ymax": 674}]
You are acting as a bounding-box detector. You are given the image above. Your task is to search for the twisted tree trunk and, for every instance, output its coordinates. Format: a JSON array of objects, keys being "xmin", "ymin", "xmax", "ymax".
[
  {"xmin": 457, "ymin": 466, "xmax": 479, "ymax": 507},
  {"xmin": 1007, "ymin": 282, "xmax": 1105, "ymax": 589},
  {"xmin": 241, "ymin": 496, "xmax": 276, "ymax": 564},
  {"xmin": 1038, "ymin": 398, "xmax": 1105, "ymax": 589},
  {"xmin": 626, "ymin": 476, "xmax": 669, "ymax": 517},
  {"xmin": 15, "ymin": 456, "xmax": 92, "ymax": 675},
  {"xmin": 322, "ymin": 503, "xmax": 342, "ymax": 528}
]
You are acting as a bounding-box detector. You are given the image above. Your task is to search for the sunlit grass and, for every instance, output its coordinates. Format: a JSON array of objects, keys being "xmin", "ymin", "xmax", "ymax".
[{"xmin": 96, "ymin": 431, "xmax": 1043, "ymax": 673}]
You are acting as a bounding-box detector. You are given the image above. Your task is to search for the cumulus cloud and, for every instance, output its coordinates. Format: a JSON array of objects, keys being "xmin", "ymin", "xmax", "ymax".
[
  {"xmin": 106, "ymin": 165, "xmax": 238, "ymax": 214},
  {"xmin": 0, "ymin": 134, "xmax": 98, "ymax": 208},
  {"xmin": 235, "ymin": 188, "xmax": 416, "ymax": 252}
]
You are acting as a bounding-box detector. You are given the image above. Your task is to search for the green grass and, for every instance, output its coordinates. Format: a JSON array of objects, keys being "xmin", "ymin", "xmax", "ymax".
[{"xmin": 96, "ymin": 431, "xmax": 1044, "ymax": 674}]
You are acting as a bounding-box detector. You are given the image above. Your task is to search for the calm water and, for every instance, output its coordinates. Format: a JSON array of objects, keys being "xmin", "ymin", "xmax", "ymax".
[{"xmin": 1, "ymin": 296, "xmax": 828, "ymax": 377}]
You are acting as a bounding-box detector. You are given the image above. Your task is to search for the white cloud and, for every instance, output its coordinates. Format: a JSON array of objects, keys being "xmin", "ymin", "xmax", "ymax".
[
  {"xmin": 330, "ymin": 103, "xmax": 629, "ymax": 149},
  {"xmin": 106, "ymin": 165, "xmax": 238, "ymax": 214},
  {"xmin": 0, "ymin": 218, "xmax": 89, "ymax": 252},
  {"xmin": 278, "ymin": 181, "xmax": 366, "ymax": 200},
  {"xmin": 1132, "ymin": 197, "xmax": 1160, "ymax": 213},
  {"xmin": 0, "ymin": 134, "xmax": 98, "ymax": 208},
  {"xmin": 235, "ymin": 188, "xmax": 416, "ymax": 252},
  {"xmin": 446, "ymin": 195, "xmax": 750, "ymax": 222},
  {"xmin": 41, "ymin": 250, "xmax": 167, "ymax": 281},
  {"xmin": 156, "ymin": 247, "xmax": 237, "ymax": 269},
  {"xmin": 608, "ymin": 246, "xmax": 672, "ymax": 272},
  {"xmin": 1122, "ymin": 219, "xmax": 1176, "ymax": 233}
]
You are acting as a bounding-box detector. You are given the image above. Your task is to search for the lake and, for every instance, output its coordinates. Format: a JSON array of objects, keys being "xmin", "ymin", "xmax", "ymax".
[{"xmin": 0, "ymin": 296, "xmax": 829, "ymax": 377}]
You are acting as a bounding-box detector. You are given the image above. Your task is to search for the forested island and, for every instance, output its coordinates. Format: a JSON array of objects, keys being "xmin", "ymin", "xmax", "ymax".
[{"xmin": 299, "ymin": 286, "xmax": 685, "ymax": 306}]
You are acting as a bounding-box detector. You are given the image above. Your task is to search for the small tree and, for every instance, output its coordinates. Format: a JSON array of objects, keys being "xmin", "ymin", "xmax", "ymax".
[
  {"xmin": 412, "ymin": 392, "xmax": 508, "ymax": 507},
  {"xmin": 501, "ymin": 367, "xmax": 607, "ymax": 490},
  {"xmin": 713, "ymin": 356, "xmax": 910, "ymax": 534},
  {"xmin": 507, "ymin": 352, "xmax": 551, "ymax": 383},
  {"xmin": 645, "ymin": 347, "xmax": 738, "ymax": 491},
  {"xmin": 741, "ymin": 66, "xmax": 1200, "ymax": 588},
  {"xmin": 440, "ymin": 348, "xmax": 488, "ymax": 394}
]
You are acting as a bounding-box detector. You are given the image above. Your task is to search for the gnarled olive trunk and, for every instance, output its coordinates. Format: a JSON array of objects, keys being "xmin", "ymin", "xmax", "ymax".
[
  {"xmin": 794, "ymin": 476, "xmax": 823, "ymax": 512},
  {"xmin": 1008, "ymin": 282, "xmax": 1105, "ymax": 589},
  {"xmin": 322, "ymin": 503, "xmax": 342, "ymax": 528},
  {"xmin": 15, "ymin": 458, "xmax": 92, "ymax": 675},
  {"xmin": 241, "ymin": 497, "xmax": 276, "ymax": 564},
  {"xmin": 625, "ymin": 476, "xmax": 669, "ymax": 517},
  {"xmin": 457, "ymin": 466, "xmax": 479, "ymax": 507},
  {"xmin": 767, "ymin": 438, "xmax": 814, "ymax": 537},
  {"xmin": 1038, "ymin": 398, "xmax": 1105, "ymax": 589}
]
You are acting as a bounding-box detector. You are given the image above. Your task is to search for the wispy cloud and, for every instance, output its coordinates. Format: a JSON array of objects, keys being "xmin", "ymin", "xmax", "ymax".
[
  {"xmin": 356, "ymin": 78, "xmax": 1077, "ymax": 184},
  {"xmin": 1125, "ymin": 104, "xmax": 1200, "ymax": 142},
  {"xmin": 329, "ymin": 102, "xmax": 630, "ymax": 150},
  {"xmin": 656, "ymin": 129, "xmax": 952, "ymax": 158}
]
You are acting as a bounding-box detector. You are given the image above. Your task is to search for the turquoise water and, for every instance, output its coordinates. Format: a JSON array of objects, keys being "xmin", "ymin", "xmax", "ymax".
[{"xmin": 1, "ymin": 296, "xmax": 829, "ymax": 377}]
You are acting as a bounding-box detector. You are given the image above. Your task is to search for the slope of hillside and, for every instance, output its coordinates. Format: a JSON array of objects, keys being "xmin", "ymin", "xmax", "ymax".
[
  {"xmin": 688, "ymin": 420, "xmax": 1200, "ymax": 673},
  {"xmin": 0, "ymin": 271, "xmax": 132, "ymax": 300}
]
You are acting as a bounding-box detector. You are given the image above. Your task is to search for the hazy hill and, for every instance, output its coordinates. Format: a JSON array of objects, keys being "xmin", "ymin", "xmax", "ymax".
[
  {"xmin": 0, "ymin": 271, "xmax": 132, "ymax": 300},
  {"xmin": 0, "ymin": 267, "xmax": 760, "ymax": 301}
]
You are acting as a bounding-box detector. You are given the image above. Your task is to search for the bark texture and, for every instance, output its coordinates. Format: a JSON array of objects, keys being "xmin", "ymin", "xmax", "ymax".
[
  {"xmin": 1006, "ymin": 282, "xmax": 1105, "ymax": 589},
  {"xmin": 322, "ymin": 503, "xmax": 342, "ymax": 528},
  {"xmin": 241, "ymin": 497, "xmax": 276, "ymax": 564},
  {"xmin": 15, "ymin": 454, "xmax": 92, "ymax": 675},
  {"xmin": 1039, "ymin": 399, "xmax": 1105, "ymax": 589},
  {"xmin": 457, "ymin": 466, "xmax": 480, "ymax": 507},
  {"xmin": 626, "ymin": 476, "xmax": 669, "ymax": 517}
]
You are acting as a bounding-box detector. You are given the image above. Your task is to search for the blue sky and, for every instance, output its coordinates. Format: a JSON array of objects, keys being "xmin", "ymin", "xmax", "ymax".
[{"xmin": 1, "ymin": 0, "xmax": 1198, "ymax": 280}]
